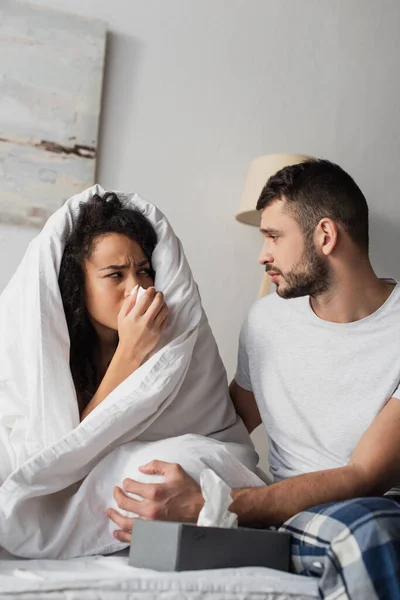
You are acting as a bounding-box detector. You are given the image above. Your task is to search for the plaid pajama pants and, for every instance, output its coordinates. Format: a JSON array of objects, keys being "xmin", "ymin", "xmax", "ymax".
[{"xmin": 279, "ymin": 496, "xmax": 400, "ymax": 600}]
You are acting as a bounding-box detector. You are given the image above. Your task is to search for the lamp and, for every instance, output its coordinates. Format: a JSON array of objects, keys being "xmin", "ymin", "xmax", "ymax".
[{"xmin": 236, "ymin": 153, "xmax": 310, "ymax": 296}]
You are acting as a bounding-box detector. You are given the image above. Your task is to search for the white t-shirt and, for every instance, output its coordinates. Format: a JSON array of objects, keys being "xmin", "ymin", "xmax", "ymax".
[{"xmin": 235, "ymin": 282, "xmax": 400, "ymax": 490}]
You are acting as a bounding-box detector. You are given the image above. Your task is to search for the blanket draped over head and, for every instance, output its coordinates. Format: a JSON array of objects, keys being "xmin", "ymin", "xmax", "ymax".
[{"xmin": 0, "ymin": 185, "xmax": 263, "ymax": 559}]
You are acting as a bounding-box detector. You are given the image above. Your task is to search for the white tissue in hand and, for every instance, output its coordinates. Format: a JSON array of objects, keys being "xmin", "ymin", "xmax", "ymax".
[
  {"xmin": 137, "ymin": 286, "xmax": 147, "ymax": 299},
  {"xmin": 131, "ymin": 285, "xmax": 147, "ymax": 299},
  {"xmin": 196, "ymin": 468, "xmax": 238, "ymax": 528}
]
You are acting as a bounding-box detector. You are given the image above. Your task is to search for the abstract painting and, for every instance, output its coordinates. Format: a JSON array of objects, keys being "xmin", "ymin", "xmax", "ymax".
[{"xmin": 0, "ymin": 1, "xmax": 106, "ymax": 227}]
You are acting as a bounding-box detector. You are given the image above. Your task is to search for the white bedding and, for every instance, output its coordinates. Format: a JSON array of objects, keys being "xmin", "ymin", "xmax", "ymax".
[
  {"xmin": 0, "ymin": 553, "xmax": 318, "ymax": 600},
  {"xmin": 0, "ymin": 186, "xmax": 261, "ymax": 559}
]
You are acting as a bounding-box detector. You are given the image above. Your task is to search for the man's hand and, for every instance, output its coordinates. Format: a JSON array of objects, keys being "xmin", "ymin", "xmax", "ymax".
[
  {"xmin": 108, "ymin": 397, "xmax": 400, "ymax": 542},
  {"xmin": 108, "ymin": 460, "xmax": 204, "ymax": 543}
]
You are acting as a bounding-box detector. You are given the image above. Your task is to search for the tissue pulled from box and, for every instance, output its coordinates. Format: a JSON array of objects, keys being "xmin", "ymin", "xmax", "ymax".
[
  {"xmin": 196, "ymin": 469, "xmax": 238, "ymax": 528},
  {"xmin": 130, "ymin": 285, "xmax": 147, "ymax": 299}
]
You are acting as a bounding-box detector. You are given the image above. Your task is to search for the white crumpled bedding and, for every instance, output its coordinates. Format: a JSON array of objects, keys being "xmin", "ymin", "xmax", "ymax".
[
  {"xmin": 0, "ymin": 185, "xmax": 262, "ymax": 559},
  {"xmin": 0, "ymin": 552, "xmax": 318, "ymax": 600}
]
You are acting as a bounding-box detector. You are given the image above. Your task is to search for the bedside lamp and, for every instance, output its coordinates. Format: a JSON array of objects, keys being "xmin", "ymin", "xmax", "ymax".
[{"xmin": 236, "ymin": 153, "xmax": 310, "ymax": 296}]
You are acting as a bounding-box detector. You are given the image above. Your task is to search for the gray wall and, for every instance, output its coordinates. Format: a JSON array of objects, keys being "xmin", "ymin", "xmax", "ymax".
[{"xmin": 1, "ymin": 0, "xmax": 399, "ymax": 469}]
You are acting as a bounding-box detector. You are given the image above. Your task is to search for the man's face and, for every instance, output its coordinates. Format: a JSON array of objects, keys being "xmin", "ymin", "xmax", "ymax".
[{"xmin": 258, "ymin": 200, "xmax": 330, "ymax": 299}]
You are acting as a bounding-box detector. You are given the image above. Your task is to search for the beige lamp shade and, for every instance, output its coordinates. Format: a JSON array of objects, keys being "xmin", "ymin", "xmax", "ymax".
[
  {"xmin": 235, "ymin": 153, "xmax": 310, "ymax": 227},
  {"xmin": 236, "ymin": 153, "xmax": 311, "ymax": 297}
]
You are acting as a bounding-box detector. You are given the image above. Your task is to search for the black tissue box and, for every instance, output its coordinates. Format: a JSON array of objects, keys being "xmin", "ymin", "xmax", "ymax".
[{"xmin": 129, "ymin": 520, "xmax": 291, "ymax": 572}]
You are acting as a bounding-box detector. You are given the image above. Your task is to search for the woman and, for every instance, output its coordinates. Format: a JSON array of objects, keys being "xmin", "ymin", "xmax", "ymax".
[
  {"xmin": 0, "ymin": 185, "xmax": 262, "ymax": 559},
  {"xmin": 59, "ymin": 192, "xmax": 168, "ymax": 419}
]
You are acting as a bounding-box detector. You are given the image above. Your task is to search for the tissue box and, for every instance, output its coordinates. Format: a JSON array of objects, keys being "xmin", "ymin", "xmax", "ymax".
[{"xmin": 129, "ymin": 520, "xmax": 291, "ymax": 572}]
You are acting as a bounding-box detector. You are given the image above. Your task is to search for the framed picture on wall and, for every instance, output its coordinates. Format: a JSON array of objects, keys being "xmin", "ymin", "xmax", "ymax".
[{"xmin": 0, "ymin": 0, "xmax": 106, "ymax": 227}]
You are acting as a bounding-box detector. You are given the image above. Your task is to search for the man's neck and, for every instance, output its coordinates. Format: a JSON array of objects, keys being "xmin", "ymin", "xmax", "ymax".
[{"xmin": 309, "ymin": 261, "xmax": 396, "ymax": 324}]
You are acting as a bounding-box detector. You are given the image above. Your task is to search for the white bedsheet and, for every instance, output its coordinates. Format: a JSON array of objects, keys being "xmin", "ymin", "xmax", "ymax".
[
  {"xmin": 0, "ymin": 553, "xmax": 318, "ymax": 600},
  {"xmin": 0, "ymin": 186, "xmax": 261, "ymax": 559}
]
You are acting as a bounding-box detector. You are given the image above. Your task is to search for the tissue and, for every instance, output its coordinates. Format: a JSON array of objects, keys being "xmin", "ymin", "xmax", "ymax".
[
  {"xmin": 196, "ymin": 469, "xmax": 238, "ymax": 529},
  {"xmin": 130, "ymin": 285, "xmax": 147, "ymax": 299}
]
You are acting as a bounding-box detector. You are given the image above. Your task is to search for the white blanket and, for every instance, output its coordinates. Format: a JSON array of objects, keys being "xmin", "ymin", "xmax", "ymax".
[
  {"xmin": 0, "ymin": 185, "xmax": 263, "ymax": 559},
  {"xmin": 0, "ymin": 554, "xmax": 319, "ymax": 600}
]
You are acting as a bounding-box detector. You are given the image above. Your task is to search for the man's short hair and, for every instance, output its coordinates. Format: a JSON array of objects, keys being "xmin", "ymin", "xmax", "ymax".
[{"xmin": 256, "ymin": 159, "xmax": 369, "ymax": 253}]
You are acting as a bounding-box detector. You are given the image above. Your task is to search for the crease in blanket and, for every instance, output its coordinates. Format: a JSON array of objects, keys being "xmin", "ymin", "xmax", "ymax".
[{"xmin": 0, "ymin": 185, "xmax": 264, "ymax": 559}]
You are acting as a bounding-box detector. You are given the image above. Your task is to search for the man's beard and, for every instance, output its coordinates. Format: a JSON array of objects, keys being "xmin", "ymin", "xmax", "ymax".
[{"xmin": 267, "ymin": 238, "xmax": 331, "ymax": 299}]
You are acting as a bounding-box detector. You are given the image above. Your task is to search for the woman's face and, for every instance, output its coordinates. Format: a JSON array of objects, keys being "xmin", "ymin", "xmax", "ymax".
[{"xmin": 83, "ymin": 233, "xmax": 154, "ymax": 342}]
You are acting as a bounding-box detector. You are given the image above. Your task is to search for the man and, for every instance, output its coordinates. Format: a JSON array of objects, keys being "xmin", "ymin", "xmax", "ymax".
[{"xmin": 108, "ymin": 160, "xmax": 400, "ymax": 599}]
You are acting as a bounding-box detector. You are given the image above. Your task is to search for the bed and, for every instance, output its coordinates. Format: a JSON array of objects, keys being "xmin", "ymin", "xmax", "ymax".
[{"xmin": 0, "ymin": 550, "xmax": 318, "ymax": 600}]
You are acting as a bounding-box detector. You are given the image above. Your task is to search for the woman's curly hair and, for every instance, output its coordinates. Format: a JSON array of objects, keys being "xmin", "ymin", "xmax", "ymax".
[{"xmin": 58, "ymin": 192, "xmax": 157, "ymax": 410}]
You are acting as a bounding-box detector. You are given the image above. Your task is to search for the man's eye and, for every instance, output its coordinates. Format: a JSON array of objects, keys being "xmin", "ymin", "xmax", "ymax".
[{"xmin": 270, "ymin": 235, "xmax": 279, "ymax": 241}]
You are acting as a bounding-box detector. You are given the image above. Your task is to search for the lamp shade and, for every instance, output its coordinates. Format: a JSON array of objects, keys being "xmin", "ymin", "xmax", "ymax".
[{"xmin": 235, "ymin": 153, "xmax": 310, "ymax": 226}]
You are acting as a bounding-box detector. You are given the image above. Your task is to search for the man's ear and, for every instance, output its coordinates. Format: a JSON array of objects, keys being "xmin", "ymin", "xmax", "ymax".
[{"xmin": 315, "ymin": 218, "xmax": 338, "ymax": 256}]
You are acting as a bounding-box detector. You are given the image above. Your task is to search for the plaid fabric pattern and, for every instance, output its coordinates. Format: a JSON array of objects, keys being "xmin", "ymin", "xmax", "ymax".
[{"xmin": 279, "ymin": 496, "xmax": 400, "ymax": 600}]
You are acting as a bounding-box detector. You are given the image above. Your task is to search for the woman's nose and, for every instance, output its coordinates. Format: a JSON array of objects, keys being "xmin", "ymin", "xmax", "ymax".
[{"xmin": 124, "ymin": 274, "xmax": 139, "ymax": 297}]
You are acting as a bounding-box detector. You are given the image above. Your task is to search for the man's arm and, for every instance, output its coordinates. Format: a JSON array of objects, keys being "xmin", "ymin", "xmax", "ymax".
[
  {"xmin": 232, "ymin": 395, "xmax": 400, "ymax": 525},
  {"xmin": 109, "ymin": 396, "xmax": 400, "ymax": 538},
  {"xmin": 229, "ymin": 380, "xmax": 262, "ymax": 434}
]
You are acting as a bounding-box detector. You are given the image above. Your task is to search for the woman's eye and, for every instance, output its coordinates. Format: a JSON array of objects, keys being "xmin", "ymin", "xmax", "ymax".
[
  {"xmin": 138, "ymin": 268, "xmax": 152, "ymax": 277},
  {"xmin": 107, "ymin": 272, "xmax": 122, "ymax": 279}
]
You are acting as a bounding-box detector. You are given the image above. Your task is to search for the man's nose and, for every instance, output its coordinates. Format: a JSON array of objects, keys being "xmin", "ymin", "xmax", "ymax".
[{"xmin": 258, "ymin": 242, "xmax": 274, "ymax": 266}]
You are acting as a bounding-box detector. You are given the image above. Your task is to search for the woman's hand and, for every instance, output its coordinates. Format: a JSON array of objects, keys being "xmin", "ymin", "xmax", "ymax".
[
  {"xmin": 117, "ymin": 287, "xmax": 168, "ymax": 366},
  {"xmin": 80, "ymin": 287, "xmax": 168, "ymax": 421}
]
